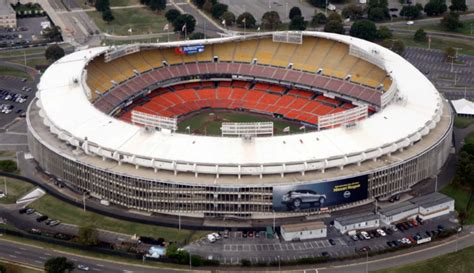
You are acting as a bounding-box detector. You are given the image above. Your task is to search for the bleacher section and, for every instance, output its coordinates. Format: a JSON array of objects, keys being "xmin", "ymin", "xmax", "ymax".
[
  {"xmin": 88, "ymin": 36, "xmax": 392, "ymax": 104},
  {"xmin": 119, "ymin": 81, "xmax": 354, "ymax": 125}
]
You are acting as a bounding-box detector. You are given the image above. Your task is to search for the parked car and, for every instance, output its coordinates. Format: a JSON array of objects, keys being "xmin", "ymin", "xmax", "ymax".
[
  {"xmin": 206, "ymin": 234, "xmax": 216, "ymax": 243},
  {"xmin": 25, "ymin": 208, "xmax": 35, "ymax": 215},
  {"xmin": 223, "ymin": 229, "xmax": 229, "ymax": 239},
  {"xmin": 281, "ymin": 190, "xmax": 327, "ymax": 209},
  {"xmin": 77, "ymin": 264, "xmax": 90, "ymax": 271},
  {"xmin": 328, "ymin": 238, "xmax": 336, "ymax": 246},
  {"xmin": 356, "ymin": 246, "xmax": 371, "ymax": 252},
  {"xmin": 376, "ymin": 229, "xmax": 387, "ymax": 237},
  {"xmin": 49, "ymin": 220, "xmax": 61, "ymax": 227},
  {"xmin": 19, "ymin": 208, "xmax": 28, "ymax": 214},
  {"xmin": 36, "ymin": 215, "xmax": 48, "ymax": 222},
  {"xmin": 351, "ymin": 235, "xmax": 359, "ymax": 241},
  {"xmin": 360, "ymin": 231, "xmax": 371, "ymax": 240}
]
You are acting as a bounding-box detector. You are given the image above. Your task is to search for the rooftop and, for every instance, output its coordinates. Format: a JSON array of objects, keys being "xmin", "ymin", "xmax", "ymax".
[
  {"xmin": 281, "ymin": 221, "xmax": 326, "ymax": 232},
  {"xmin": 379, "ymin": 202, "xmax": 418, "ymax": 217},
  {"xmin": 409, "ymin": 192, "xmax": 454, "ymax": 209},
  {"xmin": 334, "ymin": 212, "xmax": 379, "ymax": 226}
]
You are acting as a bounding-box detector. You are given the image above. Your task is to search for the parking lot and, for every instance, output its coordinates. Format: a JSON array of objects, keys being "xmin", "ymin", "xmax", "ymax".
[
  {"xmin": 0, "ymin": 17, "xmax": 51, "ymax": 47},
  {"xmin": 185, "ymin": 213, "xmax": 459, "ymax": 264},
  {"xmin": 0, "ymin": 76, "xmax": 36, "ymax": 128}
]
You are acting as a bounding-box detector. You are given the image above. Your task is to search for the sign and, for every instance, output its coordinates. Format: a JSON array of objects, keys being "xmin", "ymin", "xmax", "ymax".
[
  {"xmin": 272, "ymin": 175, "xmax": 368, "ymax": 212},
  {"xmin": 175, "ymin": 45, "xmax": 205, "ymax": 55}
]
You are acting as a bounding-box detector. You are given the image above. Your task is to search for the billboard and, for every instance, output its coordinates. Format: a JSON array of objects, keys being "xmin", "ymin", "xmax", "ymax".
[
  {"xmin": 272, "ymin": 175, "xmax": 368, "ymax": 212},
  {"xmin": 175, "ymin": 45, "xmax": 205, "ymax": 55}
]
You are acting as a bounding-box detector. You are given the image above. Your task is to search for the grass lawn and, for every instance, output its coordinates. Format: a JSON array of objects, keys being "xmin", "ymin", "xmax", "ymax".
[
  {"xmin": 0, "ymin": 260, "xmax": 41, "ymax": 273},
  {"xmin": 465, "ymin": 131, "xmax": 474, "ymax": 144},
  {"xmin": 87, "ymin": 8, "xmax": 168, "ymax": 36},
  {"xmin": 440, "ymin": 183, "xmax": 473, "ymax": 224},
  {"xmin": 0, "ymin": 47, "xmax": 45, "ymax": 58},
  {"xmin": 109, "ymin": 0, "xmax": 140, "ymax": 6},
  {"xmin": 400, "ymin": 19, "xmax": 474, "ymax": 37},
  {"xmin": 0, "ymin": 66, "xmax": 31, "ymax": 80},
  {"xmin": 29, "ymin": 194, "xmax": 208, "ymax": 244},
  {"xmin": 454, "ymin": 116, "xmax": 474, "ymax": 129},
  {"xmin": 392, "ymin": 33, "xmax": 474, "ymax": 57},
  {"xmin": 176, "ymin": 111, "xmax": 311, "ymax": 135},
  {"xmin": 0, "ymin": 150, "xmax": 15, "ymax": 157},
  {"xmin": 11, "ymin": 57, "xmax": 50, "ymax": 69},
  {"xmin": 372, "ymin": 245, "xmax": 474, "ymax": 273},
  {"xmin": 0, "ymin": 177, "xmax": 36, "ymax": 204}
]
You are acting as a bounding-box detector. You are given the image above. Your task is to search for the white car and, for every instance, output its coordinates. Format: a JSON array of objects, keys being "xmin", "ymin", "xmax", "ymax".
[
  {"xmin": 211, "ymin": 232, "xmax": 221, "ymax": 240},
  {"xmin": 376, "ymin": 229, "xmax": 387, "ymax": 237},
  {"xmin": 406, "ymin": 21, "xmax": 414, "ymax": 25},
  {"xmin": 360, "ymin": 231, "xmax": 371, "ymax": 240},
  {"xmin": 206, "ymin": 234, "xmax": 216, "ymax": 243},
  {"xmin": 77, "ymin": 264, "xmax": 90, "ymax": 271}
]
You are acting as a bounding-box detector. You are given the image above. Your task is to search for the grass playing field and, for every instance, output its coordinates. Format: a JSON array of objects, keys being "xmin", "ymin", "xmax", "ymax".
[{"xmin": 176, "ymin": 110, "xmax": 313, "ymax": 135}]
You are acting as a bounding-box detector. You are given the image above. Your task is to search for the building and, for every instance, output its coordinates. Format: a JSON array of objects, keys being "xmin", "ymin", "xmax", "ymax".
[
  {"xmin": 280, "ymin": 221, "xmax": 327, "ymax": 241},
  {"xmin": 27, "ymin": 31, "xmax": 453, "ymax": 224},
  {"xmin": 379, "ymin": 202, "xmax": 419, "ymax": 225},
  {"xmin": 334, "ymin": 213, "xmax": 380, "ymax": 234},
  {"xmin": 0, "ymin": 0, "xmax": 16, "ymax": 28},
  {"xmin": 451, "ymin": 98, "xmax": 474, "ymax": 117},
  {"xmin": 410, "ymin": 192, "xmax": 455, "ymax": 220}
]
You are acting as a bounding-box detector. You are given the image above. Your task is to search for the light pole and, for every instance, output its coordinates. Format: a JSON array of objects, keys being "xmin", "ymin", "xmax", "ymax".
[
  {"xmin": 278, "ymin": 255, "xmax": 281, "ymax": 271},
  {"xmin": 189, "ymin": 250, "xmax": 192, "ymax": 269},
  {"xmin": 2, "ymin": 177, "xmax": 7, "ymax": 196},
  {"xmin": 434, "ymin": 175, "xmax": 438, "ymax": 192},
  {"xmin": 82, "ymin": 191, "xmax": 86, "ymax": 212},
  {"xmin": 365, "ymin": 250, "xmax": 369, "ymax": 273}
]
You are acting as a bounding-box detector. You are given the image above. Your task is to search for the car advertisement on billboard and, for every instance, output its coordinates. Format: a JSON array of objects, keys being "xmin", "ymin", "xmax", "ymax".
[{"xmin": 272, "ymin": 175, "xmax": 368, "ymax": 212}]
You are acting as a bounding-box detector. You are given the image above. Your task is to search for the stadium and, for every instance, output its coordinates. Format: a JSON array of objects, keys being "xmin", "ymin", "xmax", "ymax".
[{"xmin": 27, "ymin": 31, "xmax": 453, "ymax": 220}]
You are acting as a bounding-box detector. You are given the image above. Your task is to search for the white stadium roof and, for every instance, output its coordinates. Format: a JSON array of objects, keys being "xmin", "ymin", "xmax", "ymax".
[{"xmin": 35, "ymin": 32, "xmax": 443, "ymax": 176}]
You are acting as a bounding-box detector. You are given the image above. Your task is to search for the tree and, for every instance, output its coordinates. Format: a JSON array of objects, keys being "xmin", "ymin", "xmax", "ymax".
[
  {"xmin": 444, "ymin": 46, "xmax": 456, "ymax": 62},
  {"xmin": 190, "ymin": 32, "xmax": 205, "ymax": 39},
  {"xmin": 236, "ymin": 12, "xmax": 256, "ymax": 28},
  {"xmin": 289, "ymin": 15, "xmax": 306, "ymax": 30},
  {"xmin": 441, "ymin": 11, "xmax": 463, "ymax": 31},
  {"xmin": 367, "ymin": 0, "xmax": 389, "ymax": 21},
  {"xmin": 173, "ymin": 14, "xmax": 197, "ymax": 34},
  {"xmin": 424, "ymin": 0, "xmax": 447, "ymax": 16},
  {"xmin": 261, "ymin": 11, "xmax": 281, "ymax": 30},
  {"xmin": 211, "ymin": 3, "xmax": 227, "ymax": 19},
  {"xmin": 414, "ymin": 28, "xmax": 428, "ymax": 41},
  {"xmin": 45, "ymin": 44, "xmax": 65, "ymax": 62},
  {"xmin": 327, "ymin": 11, "xmax": 342, "ymax": 22},
  {"xmin": 381, "ymin": 39, "xmax": 405, "ymax": 55},
  {"xmin": 191, "ymin": 0, "xmax": 208, "ymax": 8},
  {"xmin": 44, "ymin": 257, "xmax": 75, "ymax": 273},
  {"xmin": 202, "ymin": 0, "xmax": 213, "ymax": 13},
  {"xmin": 77, "ymin": 224, "xmax": 99, "ymax": 246},
  {"xmin": 289, "ymin": 6, "xmax": 302, "ymax": 20},
  {"xmin": 102, "ymin": 8, "xmax": 114, "ymax": 22},
  {"xmin": 311, "ymin": 12, "xmax": 327, "ymax": 26},
  {"xmin": 221, "ymin": 11, "xmax": 235, "ymax": 26},
  {"xmin": 342, "ymin": 4, "xmax": 364, "ymax": 20},
  {"xmin": 42, "ymin": 26, "xmax": 62, "ymax": 42},
  {"xmin": 148, "ymin": 0, "xmax": 166, "ymax": 11},
  {"xmin": 94, "ymin": 0, "xmax": 109, "ymax": 12},
  {"xmin": 308, "ymin": 0, "xmax": 326, "ymax": 8},
  {"xmin": 449, "ymin": 0, "xmax": 467, "ymax": 11},
  {"xmin": 400, "ymin": 4, "xmax": 423, "ymax": 19},
  {"xmin": 368, "ymin": 7, "xmax": 387, "ymax": 21},
  {"xmin": 324, "ymin": 20, "xmax": 345, "ymax": 34},
  {"xmin": 377, "ymin": 26, "xmax": 393, "ymax": 39},
  {"xmin": 0, "ymin": 264, "xmax": 5, "ymax": 273},
  {"xmin": 165, "ymin": 9, "xmax": 181, "ymax": 23},
  {"xmin": 350, "ymin": 20, "xmax": 378, "ymax": 41}
]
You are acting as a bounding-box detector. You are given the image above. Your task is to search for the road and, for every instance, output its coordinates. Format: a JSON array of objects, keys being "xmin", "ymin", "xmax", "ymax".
[
  {"xmin": 1, "ymin": 225, "xmax": 474, "ymax": 273},
  {"xmin": 0, "ymin": 238, "xmax": 189, "ymax": 273}
]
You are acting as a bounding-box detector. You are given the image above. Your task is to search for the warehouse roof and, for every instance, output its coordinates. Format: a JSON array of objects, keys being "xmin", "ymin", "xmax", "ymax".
[
  {"xmin": 281, "ymin": 221, "xmax": 326, "ymax": 232},
  {"xmin": 335, "ymin": 212, "xmax": 379, "ymax": 226}
]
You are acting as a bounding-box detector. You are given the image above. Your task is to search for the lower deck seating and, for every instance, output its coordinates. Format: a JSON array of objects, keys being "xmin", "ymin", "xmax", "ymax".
[{"xmin": 119, "ymin": 81, "xmax": 355, "ymax": 125}]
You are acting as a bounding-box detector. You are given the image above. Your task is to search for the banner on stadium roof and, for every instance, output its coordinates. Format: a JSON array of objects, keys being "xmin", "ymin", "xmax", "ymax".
[
  {"xmin": 272, "ymin": 175, "xmax": 368, "ymax": 212},
  {"xmin": 175, "ymin": 45, "xmax": 205, "ymax": 55}
]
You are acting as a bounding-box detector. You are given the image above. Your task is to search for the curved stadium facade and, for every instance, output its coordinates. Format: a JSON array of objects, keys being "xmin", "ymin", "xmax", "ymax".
[{"xmin": 27, "ymin": 32, "xmax": 453, "ymax": 219}]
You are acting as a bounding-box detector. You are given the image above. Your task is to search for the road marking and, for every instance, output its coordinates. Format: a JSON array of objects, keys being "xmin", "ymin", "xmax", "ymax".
[
  {"xmin": 13, "ymin": 251, "xmax": 21, "ymax": 254},
  {"xmin": 19, "ymin": 247, "xmax": 26, "ymax": 251},
  {"xmin": 8, "ymin": 254, "xmax": 16, "ymax": 258},
  {"xmin": 96, "ymin": 264, "xmax": 104, "ymax": 267},
  {"xmin": 34, "ymin": 260, "xmax": 42, "ymax": 264},
  {"xmin": 45, "ymin": 253, "xmax": 52, "ymax": 256}
]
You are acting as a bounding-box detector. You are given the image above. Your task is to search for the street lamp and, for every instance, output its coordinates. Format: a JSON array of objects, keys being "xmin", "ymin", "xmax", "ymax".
[{"xmin": 278, "ymin": 255, "xmax": 281, "ymax": 271}]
